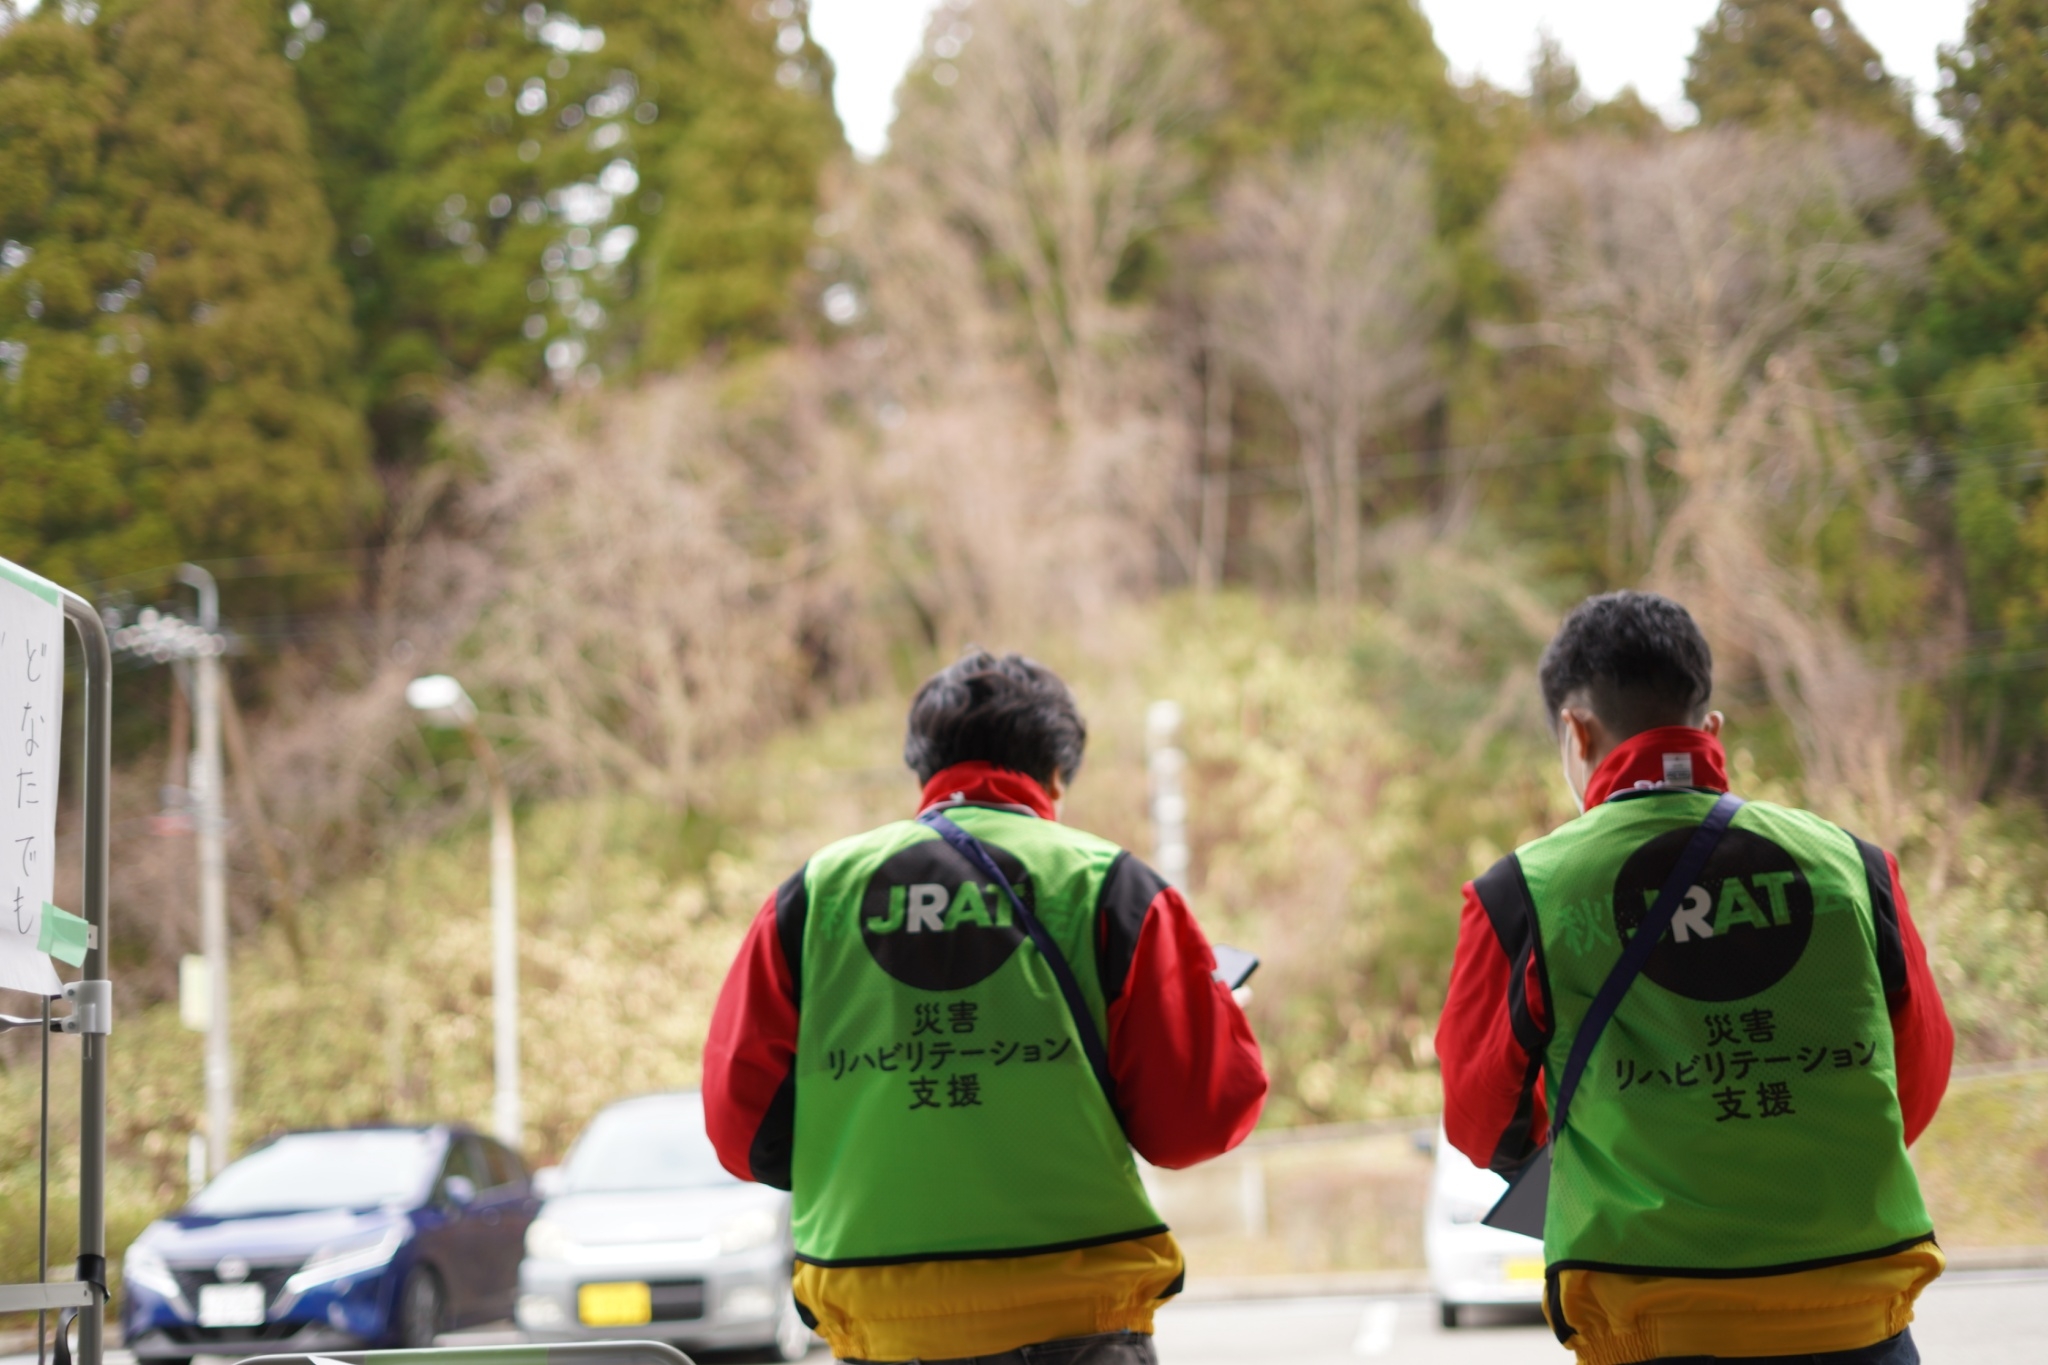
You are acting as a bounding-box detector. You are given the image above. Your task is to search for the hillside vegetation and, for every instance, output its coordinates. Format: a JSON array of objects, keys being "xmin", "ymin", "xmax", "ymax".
[{"xmin": 10, "ymin": 578, "xmax": 2048, "ymax": 1296}]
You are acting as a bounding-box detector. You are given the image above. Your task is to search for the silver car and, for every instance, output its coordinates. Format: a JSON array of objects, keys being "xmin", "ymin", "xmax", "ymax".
[{"xmin": 515, "ymin": 1091, "xmax": 812, "ymax": 1360}]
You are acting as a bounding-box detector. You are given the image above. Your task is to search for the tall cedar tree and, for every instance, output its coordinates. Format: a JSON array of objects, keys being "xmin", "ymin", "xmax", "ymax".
[
  {"xmin": 1182, "ymin": 0, "xmax": 1506, "ymax": 235},
  {"xmin": 1925, "ymin": 0, "xmax": 2048, "ymax": 778},
  {"xmin": 291, "ymin": 0, "xmax": 837, "ymax": 452},
  {"xmin": 1685, "ymin": 0, "xmax": 1914, "ymax": 137},
  {"xmin": 0, "ymin": 0, "xmax": 373, "ymax": 589}
]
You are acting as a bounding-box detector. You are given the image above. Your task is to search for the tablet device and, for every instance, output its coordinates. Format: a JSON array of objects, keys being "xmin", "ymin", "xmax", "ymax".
[{"xmin": 1211, "ymin": 944, "xmax": 1260, "ymax": 990}]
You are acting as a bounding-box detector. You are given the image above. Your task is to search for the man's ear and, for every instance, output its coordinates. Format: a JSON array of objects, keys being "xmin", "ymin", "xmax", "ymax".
[
  {"xmin": 1702, "ymin": 710, "xmax": 1725, "ymax": 737},
  {"xmin": 1559, "ymin": 707, "xmax": 1598, "ymax": 763}
]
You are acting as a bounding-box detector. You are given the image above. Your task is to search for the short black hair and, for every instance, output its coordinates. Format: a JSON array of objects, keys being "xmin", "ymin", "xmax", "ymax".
[
  {"xmin": 1538, "ymin": 591, "xmax": 1714, "ymax": 739},
  {"xmin": 903, "ymin": 650, "xmax": 1087, "ymax": 787}
]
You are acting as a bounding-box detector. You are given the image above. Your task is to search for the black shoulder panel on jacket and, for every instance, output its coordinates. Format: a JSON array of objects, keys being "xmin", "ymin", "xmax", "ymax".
[
  {"xmin": 748, "ymin": 1071, "xmax": 796, "ymax": 1191},
  {"xmin": 1095, "ymin": 850, "xmax": 1168, "ymax": 1006},
  {"xmin": 1471, "ymin": 852, "xmax": 1554, "ymax": 1176},
  {"xmin": 1850, "ymin": 835, "xmax": 1907, "ymax": 996},
  {"xmin": 775, "ymin": 865, "xmax": 809, "ymax": 1008},
  {"xmin": 1471, "ymin": 852, "xmax": 1551, "ymax": 1057}
]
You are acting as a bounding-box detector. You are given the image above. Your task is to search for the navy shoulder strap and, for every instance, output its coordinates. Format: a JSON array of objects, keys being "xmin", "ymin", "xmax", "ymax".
[
  {"xmin": 918, "ymin": 809, "xmax": 1124, "ymax": 1126},
  {"xmin": 1484, "ymin": 790, "xmax": 1743, "ymax": 1238},
  {"xmin": 1551, "ymin": 789, "xmax": 1745, "ymax": 1134}
]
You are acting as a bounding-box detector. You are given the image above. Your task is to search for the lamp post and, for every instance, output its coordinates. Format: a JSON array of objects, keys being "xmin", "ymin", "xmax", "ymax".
[{"xmin": 406, "ymin": 674, "xmax": 520, "ymax": 1149}]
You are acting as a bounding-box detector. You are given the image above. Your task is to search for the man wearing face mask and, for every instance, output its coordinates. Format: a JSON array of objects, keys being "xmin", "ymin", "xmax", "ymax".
[{"xmin": 1436, "ymin": 591, "xmax": 1952, "ymax": 1365}]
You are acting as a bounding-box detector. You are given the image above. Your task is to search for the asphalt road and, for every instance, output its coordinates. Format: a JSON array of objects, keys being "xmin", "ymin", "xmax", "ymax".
[
  {"xmin": 6, "ymin": 1270, "xmax": 2039, "ymax": 1365},
  {"xmin": 1148, "ymin": 1268, "xmax": 2048, "ymax": 1363}
]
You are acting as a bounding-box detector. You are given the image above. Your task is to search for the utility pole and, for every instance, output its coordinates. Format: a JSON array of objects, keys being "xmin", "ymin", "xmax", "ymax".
[
  {"xmin": 1146, "ymin": 700, "xmax": 1189, "ymax": 887},
  {"xmin": 178, "ymin": 566, "xmax": 231, "ymax": 1177},
  {"xmin": 107, "ymin": 568, "xmax": 232, "ymax": 1175},
  {"xmin": 406, "ymin": 674, "xmax": 521, "ymax": 1149}
]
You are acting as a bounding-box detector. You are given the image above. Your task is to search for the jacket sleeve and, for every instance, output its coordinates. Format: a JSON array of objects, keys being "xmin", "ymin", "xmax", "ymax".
[
  {"xmin": 1097, "ymin": 854, "xmax": 1267, "ymax": 1169},
  {"xmin": 1437, "ymin": 862, "xmax": 1551, "ymax": 1173},
  {"xmin": 1877, "ymin": 850, "xmax": 1952, "ymax": 1145},
  {"xmin": 701, "ymin": 871, "xmax": 805, "ymax": 1189}
]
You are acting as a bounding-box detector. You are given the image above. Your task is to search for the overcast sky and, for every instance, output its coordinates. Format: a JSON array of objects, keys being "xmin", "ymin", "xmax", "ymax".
[{"xmin": 809, "ymin": 0, "xmax": 1976, "ymax": 159}]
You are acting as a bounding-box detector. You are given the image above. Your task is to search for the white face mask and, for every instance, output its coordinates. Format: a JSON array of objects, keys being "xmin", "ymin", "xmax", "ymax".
[{"xmin": 1559, "ymin": 720, "xmax": 1588, "ymax": 814}]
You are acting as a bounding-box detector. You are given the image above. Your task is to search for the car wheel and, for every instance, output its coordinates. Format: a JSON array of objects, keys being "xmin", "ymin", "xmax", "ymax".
[
  {"xmin": 399, "ymin": 1266, "xmax": 445, "ymax": 1348},
  {"xmin": 1439, "ymin": 1300, "xmax": 1461, "ymax": 1330},
  {"xmin": 767, "ymin": 1292, "xmax": 812, "ymax": 1361}
]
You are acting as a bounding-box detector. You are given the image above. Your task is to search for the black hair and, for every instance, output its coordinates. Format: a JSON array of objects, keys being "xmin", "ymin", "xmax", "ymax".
[
  {"xmin": 903, "ymin": 649, "xmax": 1087, "ymax": 788},
  {"xmin": 1538, "ymin": 591, "xmax": 1714, "ymax": 739}
]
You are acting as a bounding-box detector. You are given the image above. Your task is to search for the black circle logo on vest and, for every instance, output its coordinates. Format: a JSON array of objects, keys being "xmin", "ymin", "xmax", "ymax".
[
  {"xmin": 860, "ymin": 837, "xmax": 1029, "ymax": 991},
  {"xmin": 1611, "ymin": 827, "xmax": 1814, "ymax": 1002}
]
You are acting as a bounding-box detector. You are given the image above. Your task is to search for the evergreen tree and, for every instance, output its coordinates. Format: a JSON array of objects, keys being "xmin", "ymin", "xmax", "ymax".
[
  {"xmin": 1922, "ymin": 1, "xmax": 2048, "ymax": 777},
  {"xmin": 1685, "ymin": 0, "xmax": 1914, "ymax": 137},
  {"xmin": 602, "ymin": 0, "xmax": 840, "ymax": 368},
  {"xmin": 0, "ymin": 0, "xmax": 373, "ymax": 588},
  {"xmin": 1527, "ymin": 31, "xmax": 1666, "ymax": 141},
  {"xmin": 0, "ymin": 10, "xmax": 160, "ymax": 586},
  {"xmin": 1183, "ymin": 0, "xmax": 1508, "ymax": 233},
  {"xmin": 292, "ymin": 0, "xmax": 838, "ymax": 446},
  {"xmin": 1930, "ymin": 0, "xmax": 2048, "ymax": 367}
]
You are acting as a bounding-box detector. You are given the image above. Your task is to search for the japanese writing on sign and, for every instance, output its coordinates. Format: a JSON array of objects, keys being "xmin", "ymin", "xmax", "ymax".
[
  {"xmin": 821, "ymin": 996, "xmax": 1081, "ymax": 1112},
  {"xmin": 0, "ymin": 558, "xmax": 64, "ymax": 995},
  {"xmin": 1607, "ymin": 1008, "xmax": 1880, "ymax": 1125}
]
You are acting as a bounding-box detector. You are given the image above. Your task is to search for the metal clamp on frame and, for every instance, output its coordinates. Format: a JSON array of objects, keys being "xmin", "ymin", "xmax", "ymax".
[{"xmin": 58, "ymin": 979, "xmax": 112, "ymax": 1036}]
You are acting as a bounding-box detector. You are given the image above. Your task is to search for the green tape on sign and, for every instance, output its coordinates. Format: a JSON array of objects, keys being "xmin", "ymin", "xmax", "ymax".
[
  {"xmin": 0, "ymin": 558, "xmax": 62, "ymax": 606},
  {"xmin": 38, "ymin": 903, "xmax": 89, "ymax": 967}
]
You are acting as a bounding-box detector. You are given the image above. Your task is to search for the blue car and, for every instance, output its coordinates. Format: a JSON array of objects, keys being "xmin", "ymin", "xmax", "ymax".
[{"xmin": 121, "ymin": 1124, "xmax": 537, "ymax": 1363}]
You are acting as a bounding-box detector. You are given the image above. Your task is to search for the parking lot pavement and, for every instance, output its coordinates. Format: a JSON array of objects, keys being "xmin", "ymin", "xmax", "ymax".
[
  {"xmin": 6, "ymin": 1272, "xmax": 2040, "ymax": 1365},
  {"xmin": 1152, "ymin": 1268, "xmax": 2048, "ymax": 1364}
]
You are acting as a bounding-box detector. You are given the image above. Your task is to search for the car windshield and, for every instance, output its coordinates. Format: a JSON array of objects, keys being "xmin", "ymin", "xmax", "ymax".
[
  {"xmin": 561, "ymin": 1095, "xmax": 735, "ymax": 1194},
  {"xmin": 188, "ymin": 1129, "xmax": 441, "ymax": 1215}
]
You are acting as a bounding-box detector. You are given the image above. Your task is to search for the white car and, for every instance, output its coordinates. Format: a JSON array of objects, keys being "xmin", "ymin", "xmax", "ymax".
[
  {"xmin": 515, "ymin": 1091, "xmax": 813, "ymax": 1360},
  {"xmin": 1421, "ymin": 1125, "xmax": 1547, "ymax": 1328}
]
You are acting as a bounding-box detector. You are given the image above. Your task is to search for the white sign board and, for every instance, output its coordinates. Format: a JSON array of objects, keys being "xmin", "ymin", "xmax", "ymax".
[{"xmin": 0, "ymin": 559, "xmax": 64, "ymax": 995}]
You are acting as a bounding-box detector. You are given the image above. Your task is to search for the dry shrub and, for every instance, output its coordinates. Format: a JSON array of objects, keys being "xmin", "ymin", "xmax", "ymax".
[
  {"xmin": 1214, "ymin": 132, "xmax": 1446, "ymax": 600},
  {"xmin": 1494, "ymin": 123, "xmax": 1935, "ymax": 831},
  {"xmin": 444, "ymin": 370, "xmax": 876, "ymax": 807}
]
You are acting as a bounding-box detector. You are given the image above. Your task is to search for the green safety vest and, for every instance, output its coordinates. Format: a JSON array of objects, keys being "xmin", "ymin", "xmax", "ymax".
[
  {"xmin": 1508, "ymin": 789, "xmax": 1932, "ymax": 1277},
  {"xmin": 789, "ymin": 805, "xmax": 1165, "ymax": 1265}
]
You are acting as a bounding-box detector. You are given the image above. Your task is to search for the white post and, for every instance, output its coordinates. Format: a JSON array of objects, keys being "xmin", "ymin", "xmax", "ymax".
[
  {"xmin": 480, "ymin": 736, "xmax": 521, "ymax": 1151},
  {"xmin": 1146, "ymin": 701, "xmax": 1189, "ymax": 887},
  {"xmin": 408, "ymin": 674, "xmax": 521, "ymax": 1151},
  {"xmin": 178, "ymin": 567, "xmax": 231, "ymax": 1176}
]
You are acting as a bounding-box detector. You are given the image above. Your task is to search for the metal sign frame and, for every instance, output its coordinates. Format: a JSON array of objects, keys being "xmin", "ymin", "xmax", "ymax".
[{"xmin": 0, "ymin": 587, "xmax": 114, "ymax": 1365}]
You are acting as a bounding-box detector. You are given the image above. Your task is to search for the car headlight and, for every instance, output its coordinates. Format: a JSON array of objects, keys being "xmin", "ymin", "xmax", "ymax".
[
  {"xmin": 716, "ymin": 1208, "xmax": 780, "ymax": 1256},
  {"xmin": 525, "ymin": 1217, "xmax": 581, "ymax": 1262},
  {"xmin": 122, "ymin": 1242, "xmax": 183, "ymax": 1301},
  {"xmin": 283, "ymin": 1225, "xmax": 405, "ymax": 1294}
]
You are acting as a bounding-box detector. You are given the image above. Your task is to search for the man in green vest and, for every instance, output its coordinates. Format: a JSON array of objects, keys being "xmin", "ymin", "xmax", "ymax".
[
  {"xmin": 704, "ymin": 650, "xmax": 1268, "ymax": 1364},
  {"xmin": 1437, "ymin": 590, "xmax": 1953, "ymax": 1364}
]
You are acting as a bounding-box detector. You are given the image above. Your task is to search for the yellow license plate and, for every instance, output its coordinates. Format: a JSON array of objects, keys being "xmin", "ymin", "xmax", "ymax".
[
  {"xmin": 578, "ymin": 1282, "xmax": 653, "ymax": 1326},
  {"xmin": 1504, "ymin": 1257, "xmax": 1546, "ymax": 1283}
]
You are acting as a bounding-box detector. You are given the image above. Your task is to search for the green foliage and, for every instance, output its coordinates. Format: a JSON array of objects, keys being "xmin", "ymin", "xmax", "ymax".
[
  {"xmin": 291, "ymin": 0, "xmax": 838, "ymax": 445},
  {"xmin": 1929, "ymin": 0, "xmax": 2048, "ymax": 367},
  {"xmin": 1686, "ymin": 0, "xmax": 1914, "ymax": 136},
  {"xmin": 1907, "ymin": 3, "xmax": 2048, "ymax": 777},
  {"xmin": 0, "ymin": 0, "xmax": 375, "ymax": 590},
  {"xmin": 1182, "ymin": 0, "xmax": 1512, "ymax": 236}
]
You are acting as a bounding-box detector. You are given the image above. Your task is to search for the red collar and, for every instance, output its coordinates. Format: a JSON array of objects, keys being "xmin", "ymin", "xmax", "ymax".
[
  {"xmin": 1583, "ymin": 727, "xmax": 1730, "ymax": 809},
  {"xmin": 917, "ymin": 761, "xmax": 1058, "ymax": 821}
]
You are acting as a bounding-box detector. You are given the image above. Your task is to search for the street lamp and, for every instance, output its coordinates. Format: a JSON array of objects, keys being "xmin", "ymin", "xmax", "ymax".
[{"xmin": 406, "ymin": 674, "xmax": 521, "ymax": 1150}]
